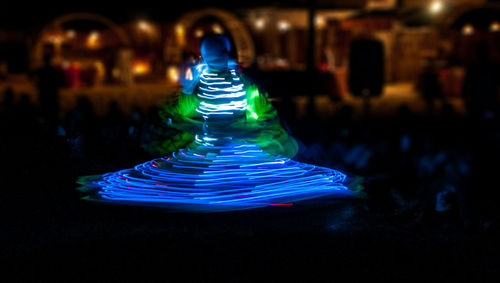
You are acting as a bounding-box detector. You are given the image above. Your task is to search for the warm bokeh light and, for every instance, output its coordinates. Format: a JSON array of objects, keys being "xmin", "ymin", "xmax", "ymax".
[
  {"xmin": 277, "ymin": 20, "xmax": 290, "ymax": 32},
  {"xmin": 430, "ymin": 1, "xmax": 443, "ymax": 14},
  {"xmin": 138, "ymin": 20, "xmax": 151, "ymax": 32},
  {"xmin": 315, "ymin": 16, "xmax": 326, "ymax": 29},
  {"xmin": 167, "ymin": 65, "xmax": 180, "ymax": 83},
  {"xmin": 49, "ymin": 34, "xmax": 64, "ymax": 44},
  {"xmin": 212, "ymin": 23, "xmax": 223, "ymax": 34},
  {"xmin": 61, "ymin": 60, "xmax": 70, "ymax": 69},
  {"xmin": 490, "ymin": 21, "xmax": 500, "ymax": 32},
  {"xmin": 66, "ymin": 29, "xmax": 76, "ymax": 39},
  {"xmin": 132, "ymin": 60, "xmax": 151, "ymax": 75},
  {"xmin": 175, "ymin": 24, "xmax": 185, "ymax": 46},
  {"xmin": 175, "ymin": 24, "xmax": 184, "ymax": 35},
  {"xmin": 185, "ymin": 67, "xmax": 193, "ymax": 81},
  {"xmin": 86, "ymin": 31, "xmax": 100, "ymax": 49},
  {"xmin": 194, "ymin": 28, "xmax": 204, "ymax": 38},
  {"xmin": 112, "ymin": 67, "xmax": 120, "ymax": 79},
  {"xmin": 254, "ymin": 18, "xmax": 266, "ymax": 30},
  {"xmin": 462, "ymin": 24, "xmax": 474, "ymax": 35}
]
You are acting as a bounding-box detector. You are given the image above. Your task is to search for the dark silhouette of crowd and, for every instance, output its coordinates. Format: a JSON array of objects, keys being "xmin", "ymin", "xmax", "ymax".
[{"xmin": 1, "ymin": 45, "xmax": 500, "ymax": 235}]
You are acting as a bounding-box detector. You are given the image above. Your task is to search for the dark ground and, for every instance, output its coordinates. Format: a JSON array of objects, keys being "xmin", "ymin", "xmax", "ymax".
[
  {"xmin": 1, "ymin": 89, "xmax": 500, "ymax": 281},
  {"xmin": 2, "ymin": 198, "xmax": 496, "ymax": 281},
  {"xmin": 3, "ymin": 183, "xmax": 499, "ymax": 282}
]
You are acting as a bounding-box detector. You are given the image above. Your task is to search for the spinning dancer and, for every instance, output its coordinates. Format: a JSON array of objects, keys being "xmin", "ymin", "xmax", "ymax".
[{"xmin": 78, "ymin": 35, "xmax": 353, "ymax": 212}]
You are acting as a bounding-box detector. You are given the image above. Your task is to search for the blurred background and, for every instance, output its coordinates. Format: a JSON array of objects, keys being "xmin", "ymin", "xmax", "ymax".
[
  {"xmin": 2, "ymin": 0, "xmax": 499, "ymax": 112},
  {"xmin": 2, "ymin": 0, "xmax": 500, "ymax": 280}
]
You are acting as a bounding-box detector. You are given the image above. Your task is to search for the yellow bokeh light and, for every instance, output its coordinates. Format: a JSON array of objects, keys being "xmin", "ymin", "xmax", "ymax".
[
  {"xmin": 167, "ymin": 66, "xmax": 180, "ymax": 83},
  {"xmin": 175, "ymin": 24, "xmax": 185, "ymax": 46},
  {"xmin": 133, "ymin": 60, "xmax": 151, "ymax": 75},
  {"xmin": 86, "ymin": 31, "xmax": 100, "ymax": 49},
  {"xmin": 315, "ymin": 16, "xmax": 326, "ymax": 29}
]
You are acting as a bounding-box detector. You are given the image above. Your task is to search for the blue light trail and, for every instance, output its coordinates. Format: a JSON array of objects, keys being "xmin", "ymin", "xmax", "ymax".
[{"xmin": 82, "ymin": 142, "xmax": 350, "ymax": 212}]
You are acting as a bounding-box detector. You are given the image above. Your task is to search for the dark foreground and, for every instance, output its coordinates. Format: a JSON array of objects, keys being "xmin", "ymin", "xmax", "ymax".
[
  {"xmin": 2, "ymin": 175, "xmax": 499, "ymax": 282},
  {"xmin": 2, "ymin": 92, "xmax": 500, "ymax": 281}
]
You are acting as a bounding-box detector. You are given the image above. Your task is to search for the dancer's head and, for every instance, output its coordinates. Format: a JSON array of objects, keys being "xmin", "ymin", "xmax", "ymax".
[{"xmin": 201, "ymin": 35, "xmax": 231, "ymax": 72}]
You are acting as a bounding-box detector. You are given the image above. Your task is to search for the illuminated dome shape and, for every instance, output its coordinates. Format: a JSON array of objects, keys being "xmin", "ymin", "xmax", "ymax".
[{"xmin": 78, "ymin": 35, "xmax": 352, "ymax": 212}]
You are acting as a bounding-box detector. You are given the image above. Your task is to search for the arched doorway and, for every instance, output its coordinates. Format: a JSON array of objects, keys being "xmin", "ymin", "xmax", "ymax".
[
  {"xmin": 33, "ymin": 12, "xmax": 133, "ymax": 85},
  {"xmin": 166, "ymin": 8, "xmax": 255, "ymax": 65}
]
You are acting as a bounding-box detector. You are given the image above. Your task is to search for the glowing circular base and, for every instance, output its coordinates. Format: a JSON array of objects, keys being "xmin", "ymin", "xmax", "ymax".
[{"xmin": 79, "ymin": 143, "xmax": 351, "ymax": 212}]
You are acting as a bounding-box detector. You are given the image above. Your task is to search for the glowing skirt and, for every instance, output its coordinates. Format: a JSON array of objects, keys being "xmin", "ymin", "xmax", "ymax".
[{"xmin": 78, "ymin": 143, "xmax": 351, "ymax": 212}]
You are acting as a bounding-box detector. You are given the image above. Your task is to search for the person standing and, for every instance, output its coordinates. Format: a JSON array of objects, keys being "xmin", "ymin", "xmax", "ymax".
[{"xmin": 33, "ymin": 54, "xmax": 65, "ymax": 135}]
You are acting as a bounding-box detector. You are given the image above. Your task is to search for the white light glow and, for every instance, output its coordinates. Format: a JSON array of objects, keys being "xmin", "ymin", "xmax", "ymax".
[
  {"xmin": 277, "ymin": 20, "xmax": 290, "ymax": 32},
  {"xmin": 212, "ymin": 24, "xmax": 223, "ymax": 34},
  {"xmin": 430, "ymin": 1, "xmax": 443, "ymax": 14},
  {"xmin": 138, "ymin": 20, "xmax": 151, "ymax": 32},
  {"xmin": 254, "ymin": 18, "xmax": 266, "ymax": 30}
]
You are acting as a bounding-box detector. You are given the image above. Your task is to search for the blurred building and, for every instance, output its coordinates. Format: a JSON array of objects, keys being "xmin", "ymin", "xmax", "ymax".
[{"xmin": 0, "ymin": 0, "xmax": 498, "ymax": 96}]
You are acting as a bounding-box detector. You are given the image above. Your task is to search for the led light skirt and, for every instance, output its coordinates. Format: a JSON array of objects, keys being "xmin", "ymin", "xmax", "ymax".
[
  {"xmin": 80, "ymin": 142, "xmax": 351, "ymax": 212},
  {"xmin": 79, "ymin": 58, "xmax": 353, "ymax": 212}
]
